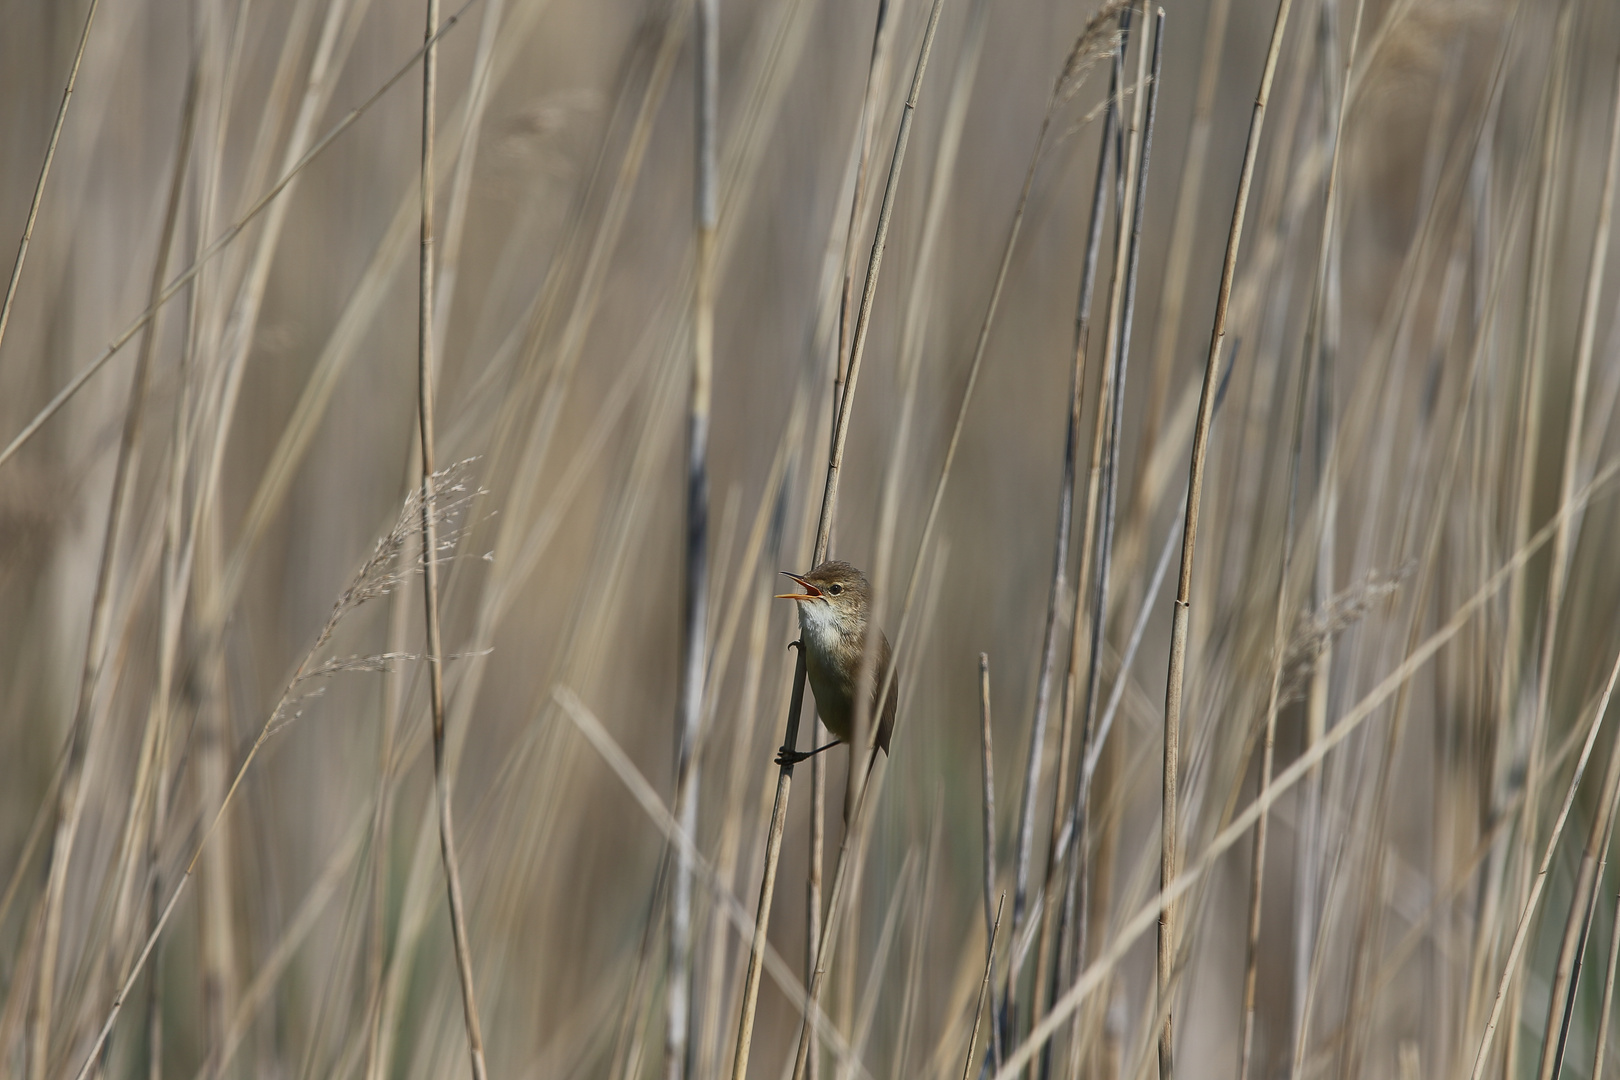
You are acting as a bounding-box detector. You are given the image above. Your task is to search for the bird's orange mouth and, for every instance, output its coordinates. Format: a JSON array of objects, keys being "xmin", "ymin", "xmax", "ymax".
[{"xmin": 775, "ymin": 571, "xmax": 821, "ymax": 602}]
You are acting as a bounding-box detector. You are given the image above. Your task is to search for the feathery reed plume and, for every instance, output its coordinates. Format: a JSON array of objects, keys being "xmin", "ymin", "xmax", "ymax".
[{"xmin": 64, "ymin": 460, "xmax": 479, "ymax": 1080}]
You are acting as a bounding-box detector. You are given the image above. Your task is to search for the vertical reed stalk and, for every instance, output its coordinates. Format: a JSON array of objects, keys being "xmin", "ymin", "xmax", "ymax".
[
  {"xmin": 817, "ymin": 11, "xmax": 902, "ymax": 1069},
  {"xmin": 1239, "ymin": 2, "xmax": 1362, "ymax": 1074},
  {"xmin": 1130, "ymin": 0, "xmax": 1229, "ymax": 500},
  {"xmin": 1594, "ymin": 891, "xmax": 1620, "ymax": 1078},
  {"xmin": 1156, "ymin": 0, "xmax": 1294, "ymax": 1073},
  {"xmin": 417, "ymin": 1, "xmax": 488, "ymax": 1076},
  {"xmin": 1072, "ymin": 0, "xmax": 1156, "ymax": 1000},
  {"xmin": 1018, "ymin": 27, "xmax": 1123, "ymax": 1058},
  {"xmin": 729, "ymin": 3, "xmax": 945, "ymax": 1074},
  {"xmin": 980, "ymin": 654, "xmax": 1003, "ymax": 1069},
  {"xmin": 1028, "ymin": 42, "xmax": 1122, "ymax": 1071},
  {"xmin": 1526, "ymin": 60, "xmax": 1620, "ymax": 1004},
  {"xmin": 668, "ymin": 1, "xmax": 717, "ymax": 1076}
]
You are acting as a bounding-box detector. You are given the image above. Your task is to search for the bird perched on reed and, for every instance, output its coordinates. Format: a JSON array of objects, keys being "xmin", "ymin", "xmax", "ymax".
[{"xmin": 775, "ymin": 561, "xmax": 897, "ymax": 767}]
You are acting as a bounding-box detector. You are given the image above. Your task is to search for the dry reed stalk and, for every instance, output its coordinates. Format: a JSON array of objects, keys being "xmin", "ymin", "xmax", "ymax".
[
  {"xmin": 965, "ymin": 897, "xmax": 1006, "ymax": 1080},
  {"xmin": 841, "ymin": 849, "xmax": 918, "ymax": 1079},
  {"xmin": 1470, "ymin": 643, "xmax": 1620, "ymax": 1080},
  {"xmin": 0, "ymin": 0, "xmax": 481, "ymax": 477},
  {"xmin": 1127, "ymin": 0, "xmax": 1230, "ymax": 525},
  {"xmin": 1596, "ymin": 891, "xmax": 1620, "ymax": 1078},
  {"xmin": 25, "ymin": 24, "xmax": 189, "ymax": 1072},
  {"xmin": 221, "ymin": 0, "xmax": 528, "ymax": 610},
  {"xmin": 1502, "ymin": 16, "xmax": 1576, "ymax": 1026},
  {"xmin": 980, "ymin": 654, "xmax": 1002, "ymax": 1069},
  {"xmin": 668, "ymin": 0, "xmax": 718, "ymax": 1075},
  {"xmin": 1022, "ymin": 27, "xmax": 1122, "ymax": 1061},
  {"xmin": 817, "ymin": 6, "xmax": 904, "ymax": 1063},
  {"xmin": 1234, "ymin": 2, "xmax": 1363, "ymax": 1074},
  {"xmin": 364, "ymin": 460, "xmax": 416, "ymax": 1080},
  {"xmin": 891, "ymin": 798, "xmax": 946, "ymax": 1078},
  {"xmin": 0, "ymin": 0, "xmax": 100, "ymax": 361},
  {"xmin": 430, "ymin": 0, "xmax": 508, "ymax": 359},
  {"xmin": 89, "ymin": 44, "xmax": 203, "ymax": 1073},
  {"xmin": 1537, "ymin": 642, "xmax": 1620, "ymax": 1078},
  {"xmin": 415, "ymin": 1, "xmax": 488, "ymax": 1074},
  {"xmin": 1003, "ymin": 466, "xmax": 1620, "ymax": 1080},
  {"xmin": 66, "ymin": 460, "xmax": 473, "ymax": 1080},
  {"xmin": 1529, "ymin": 60, "xmax": 1620, "ymax": 1079},
  {"xmin": 411, "ymin": 6, "xmax": 810, "ymax": 1036},
  {"xmin": 1153, "ymin": 0, "xmax": 1294, "ymax": 1070},
  {"xmin": 729, "ymin": 2, "xmax": 944, "ymax": 1074},
  {"xmin": 842, "ymin": 5, "xmax": 991, "ymax": 1060},
  {"xmin": 197, "ymin": 803, "xmax": 374, "ymax": 1080},
  {"xmin": 1070, "ymin": 0, "xmax": 1157, "ymax": 1004},
  {"xmin": 553, "ymin": 689, "xmax": 869, "ymax": 1075},
  {"xmin": 697, "ymin": 430, "xmax": 801, "ymax": 1078},
  {"xmin": 366, "ymin": 0, "xmax": 772, "ymax": 1063},
  {"xmin": 1526, "ymin": 71, "xmax": 1620, "ymax": 1047}
]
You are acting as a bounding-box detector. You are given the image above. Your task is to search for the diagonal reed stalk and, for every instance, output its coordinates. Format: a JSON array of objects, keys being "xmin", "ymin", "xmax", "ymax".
[
  {"xmin": 1469, "ymin": 644, "xmax": 1620, "ymax": 1080},
  {"xmin": 964, "ymin": 896, "xmax": 1006, "ymax": 1080},
  {"xmin": 1154, "ymin": 0, "xmax": 1293, "ymax": 1071},
  {"xmin": 728, "ymin": 3, "xmax": 944, "ymax": 1075},
  {"xmin": 1002, "ymin": 466, "xmax": 1620, "ymax": 1080},
  {"xmin": 668, "ymin": 0, "xmax": 718, "ymax": 1075},
  {"xmin": 0, "ymin": 0, "xmax": 101, "ymax": 363},
  {"xmin": 417, "ymin": 1, "xmax": 488, "ymax": 1076},
  {"xmin": 0, "ymin": 0, "xmax": 482, "ymax": 477}
]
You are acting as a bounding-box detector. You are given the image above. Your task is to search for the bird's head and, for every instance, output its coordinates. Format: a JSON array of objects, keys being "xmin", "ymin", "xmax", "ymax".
[{"xmin": 776, "ymin": 561, "xmax": 870, "ymax": 641}]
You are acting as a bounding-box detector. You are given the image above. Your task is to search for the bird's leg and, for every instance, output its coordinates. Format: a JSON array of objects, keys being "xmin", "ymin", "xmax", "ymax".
[
  {"xmin": 776, "ymin": 639, "xmax": 841, "ymax": 764},
  {"xmin": 775, "ymin": 739, "xmax": 840, "ymax": 767}
]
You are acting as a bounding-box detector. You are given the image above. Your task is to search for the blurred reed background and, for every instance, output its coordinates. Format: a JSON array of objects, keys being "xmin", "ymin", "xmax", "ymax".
[{"xmin": 4, "ymin": 0, "xmax": 1620, "ymax": 1077}]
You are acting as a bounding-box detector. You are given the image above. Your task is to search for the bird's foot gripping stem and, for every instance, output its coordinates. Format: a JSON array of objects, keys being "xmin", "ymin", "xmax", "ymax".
[{"xmin": 775, "ymin": 740, "xmax": 839, "ymax": 768}]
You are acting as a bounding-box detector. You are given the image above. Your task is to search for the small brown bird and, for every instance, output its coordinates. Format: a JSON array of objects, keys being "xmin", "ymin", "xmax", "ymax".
[{"xmin": 774, "ymin": 561, "xmax": 897, "ymax": 766}]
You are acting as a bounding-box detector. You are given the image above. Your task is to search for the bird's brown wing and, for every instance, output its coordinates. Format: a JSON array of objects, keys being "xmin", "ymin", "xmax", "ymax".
[{"xmin": 873, "ymin": 631, "xmax": 898, "ymax": 755}]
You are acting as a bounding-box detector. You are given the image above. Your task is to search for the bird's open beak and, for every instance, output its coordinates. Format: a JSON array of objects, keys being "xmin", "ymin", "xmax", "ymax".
[{"xmin": 775, "ymin": 571, "xmax": 821, "ymax": 602}]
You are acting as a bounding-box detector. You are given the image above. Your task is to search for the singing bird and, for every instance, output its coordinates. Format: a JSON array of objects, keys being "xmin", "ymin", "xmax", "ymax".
[{"xmin": 775, "ymin": 561, "xmax": 897, "ymax": 766}]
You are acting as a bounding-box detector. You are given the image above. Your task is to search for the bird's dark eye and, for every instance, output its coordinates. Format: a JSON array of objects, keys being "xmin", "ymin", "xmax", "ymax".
[{"xmin": 828, "ymin": 584, "xmax": 842, "ymax": 595}]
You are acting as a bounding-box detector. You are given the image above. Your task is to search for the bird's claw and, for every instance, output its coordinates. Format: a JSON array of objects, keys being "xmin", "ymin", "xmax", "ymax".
[{"xmin": 775, "ymin": 739, "xmax": 838, "ymax": 768}]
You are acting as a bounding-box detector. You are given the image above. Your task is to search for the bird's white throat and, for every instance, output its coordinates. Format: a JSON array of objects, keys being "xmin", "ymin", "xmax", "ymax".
[{"xmin": 795, "ymin": 598, "xmax": 855, "ymax": 658}]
